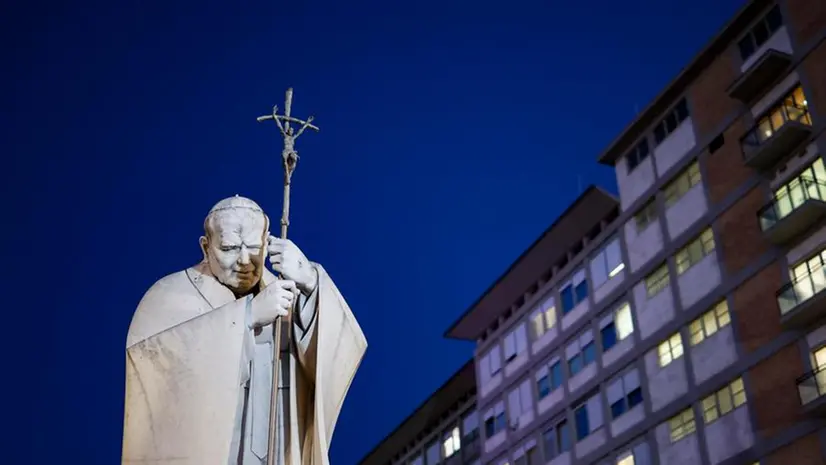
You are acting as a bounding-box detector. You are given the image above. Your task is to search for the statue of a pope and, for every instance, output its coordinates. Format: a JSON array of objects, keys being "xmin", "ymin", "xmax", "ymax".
[{"xmin": 121, "ymin": 195, "xmax": 367, "ymax": 465}]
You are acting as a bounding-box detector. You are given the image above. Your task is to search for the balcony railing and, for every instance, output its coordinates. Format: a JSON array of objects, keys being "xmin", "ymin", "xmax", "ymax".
[
  {"xmin": 758, "ymin": 178, "xmax": 826, "ymax": 232},
  {"xmin": 742, "ymin": 103, "xmax": 812, "ymax": 150},
  {"xmin": 777, "ymin": 267, "xmax": 826, "ymax": 316},
  {"xmin": 797, "ymin": 366, "xmax": 826, "ymax": 406}
]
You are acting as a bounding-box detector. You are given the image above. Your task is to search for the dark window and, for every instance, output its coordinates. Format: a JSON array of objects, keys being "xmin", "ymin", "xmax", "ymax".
[
  {"xmin": 537, "ymin": 375, "xmax": 551, "ymax": 399},
  {"xmin": 558, "ymin": 420, "xmax": 571, "ymax": 452},
  {"xmin": 626, "ymin": 139, "xmax": 650, "ymax": 172},
  {"xmin": 543, "ymin": 420, "xmax": 571, "ymax": 459},
  {"xmin": 582, "ymin": 342, "xmax": 596, "ymax": 364},
  {"xmin": 494, "ymin": 412, "xmax": 506, "ymax": 431},
  {"xmin": 628, "ymin": 387, "xmax": 643, "ymax": 408},
  {"xmin": 708, "ymin": 133, "xmax": 725, "ymax": 154},
  {"xmin": 574, "ymin": 280, "xmax": 588, "ymax": 302},
  {"xmin": 610, "ymin": 385, "xmax": 644, "ymax": 420},
  {"xmin": 561, "ymin": 285, "xmax": 575, "ymax": 314},
  {"xmin": 738, "ymin": 5, "xmax": 784, "ymax": 61},
  {"xmin": 550, "ymin": 361, "xmax": 563, "ymax": 389},
  {"xmin": 601, "ymin": 322, "xmax": 618, "ymax": 351},
  {"xmin": 484, "ymin": 417, "xmax": 495, "ymax": 437},
  {"xmin": 610, "ymin": 397, "xmax": 626, "ymax": 419},
  {"xmin": 574, "ymin": 405, "xmax": 590, "ymax": 440},
  {"xmin": 654, "ymin": 99, "xmax": 689, "ymax": 145},
  {"xmin": 568, "ymin": 354, "xmax": 582, "ymax": 376}
]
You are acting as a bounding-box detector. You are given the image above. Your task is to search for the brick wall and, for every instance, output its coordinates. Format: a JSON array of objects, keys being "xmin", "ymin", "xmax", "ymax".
[
  {"xmin": 786, "ymin": 0, "xmax": 826, "ymax": 45},
  {"xmin": 765, "ymin": 433, "xmax": 825, "ymax": 465},
  {"xmin": 689, "ymin": 52, "xmax": 741, "ymax": 141},
  {"xmin": 748, "ymin": 344, "xmax": 805, "ymax": 438},
  {"xmin": 716, "ymin": 186, "xmax": 771, "ymax": 275},
  {"xmin": 704, "ymin": 120, "xmax": 753, "ymax": 204},
  {"xmin": 731, "ymin": 264, "xmax": 784, "ymax": 353},
  {"xmin": 801, "ymin": 41, "xmax": 826, "ymax": 120}
]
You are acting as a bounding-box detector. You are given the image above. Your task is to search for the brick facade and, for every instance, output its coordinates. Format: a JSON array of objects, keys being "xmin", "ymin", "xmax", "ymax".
[{"xmin": 716, "ymin": 185, "xmax": 772, "ymax": 275}]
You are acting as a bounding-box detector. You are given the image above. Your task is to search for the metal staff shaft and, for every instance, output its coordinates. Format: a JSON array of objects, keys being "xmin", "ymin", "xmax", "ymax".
[{"xmin": 257, "ymin": 88, "xmax": 318, "ymax": 465}]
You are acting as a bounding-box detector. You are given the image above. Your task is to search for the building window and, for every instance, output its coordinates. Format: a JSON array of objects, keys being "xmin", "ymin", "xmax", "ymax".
[
  {"xmin": 530, "ymin": 295, "xmax": 557, "ymax": 340},
  {"xmin": 701, "ymin": 377, "xmax": 747, "ymax": 424},
  {"xmin": 590, "ymin": 236, "xmax": 625, "ymax": 290},
  {"xmin": 645, "ymin": 263, "xmax": 670, "ymax": 297},
  {"xmin": 607, "ymin": 368, "xmax": 643, "ymax": 420},
  {"xmin": 689, "ymin": 300, "xmax": 731, "ymax": 345},
  {"xmin": 567, "ymin": 330, "xmax": 596, "ymax": 376},
  {"xmin": 616, "ymin": 442, "xmax": 651, "ymax": 465},
  {"xmin": 462, "ymin": 410, "xmax": 479, "ymax": 444},
  {"xmin": 503, "ymin": 323, "xmax": 529, "ymax": 363},
  {"xmin": 426, "ymin": 441, "xmax": 440, "ymax": 465},
  {"xmin": 479, "ymin": 346, "xmax": 503, "ymax": 386},
  {"xmin": 513, "ymin": 439, "xmax": 539, "ymax": 465},
  {"xmin": 755, "ymin": 85, "xmax": 812, "ymax": 147},
  {"xmin": 771, "ymin": 158, "xmax": 824, "ymax": 223},
  {"xmin": 664, "ymin": 161, "xmax": 701, "ymax": 207},
  {"xmin": 411, "ymin": 454, "xmax": 423, "ymax": 465},
  {"xmin": 507, "ymin": 379, "xmax": 534, "ymax": 428},
  {"xmin": 600, "ymin": 302, "xmax": 634, "ymax": 352},
  {"xmin": 653, "ymin": 99, "xmax": 690, "ymax": 145},
  {"xmin": 738, "ymin": 5, "xmax": 783, "ymax": 61},
  {"xmin": 675, "ymin": 228, "xmax": 716, "ymax": 274},
  {"xmin": 658, "ymin": 332, "xmax": 684, "ymax": 367},
  {"xmin": 443, "ymin": 426, "xmax": 461, "ymax": 458},
  {"xmin": 668, "ymin": 408, "xmax": 697, "ymax": 442},
  {"xmin": 634, "ymin": 199, "xmax": 658, "ymax": 232},
  {"xmin": 542, "ymin": 418, "xmax": 571, "ymax": 459},
  {"xmin": 536, "ymin": 357, "xmax": 563, "ymax": 399},
  {"xmin": 626, "ymin": 138, "xmax": 651, "ymax": 172},
  {"xmin": 483, "ymin": 401, "xmax": 506, "ymax": 439},
  {"xmin": 561, "ymin": 269, "xmax": 588, "ymax": 314},
  {"xmin": 574, "ymin": 393, "xmax": 604, "ymax": 441}
]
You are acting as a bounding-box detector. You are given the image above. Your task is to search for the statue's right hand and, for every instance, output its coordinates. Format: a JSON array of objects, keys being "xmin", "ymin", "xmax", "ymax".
[{"xmin": 250, "ymin": 280, "xmax": 297, "ymax": 329}]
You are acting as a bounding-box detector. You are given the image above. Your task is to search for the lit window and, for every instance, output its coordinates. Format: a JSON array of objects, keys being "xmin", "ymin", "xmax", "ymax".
[
  {"xmin": 443, "ymin": 426, "xmax": 461, "ymax": 458},
  {"xmin": 664, "ymin": 161, "xmax": 702, "ymax": 207},
  {"xmin": 675, "ymin": 228, "xmax": 716, "ymax": 274},
  {"xmin": 530, "ymin": 295, "xmax": 557, "ymax": 340},
  {"xmin": 658, "ymin": 332, "xmax": 684, "ymax": 367},
  {"xmin": 668, "ymin": 408, "xmax": 696, "ymax": 442},
  {"xmin": 701, "ymin": 377, "xmax": 747, "ymax": 424},
  {"xmin": 689, "ymin": 300, "xmax": 731, "ymax": 345},
  {"xmin": 634, "ymin": 200, "xmax": 658, "ymax": 231},
  {"xmin": 600, "ymin": 302, "xmax": 634, "ymax": 352},
  {"xmin": 645, "ymin": 264, "xmax": 670, "ymax": 297}
]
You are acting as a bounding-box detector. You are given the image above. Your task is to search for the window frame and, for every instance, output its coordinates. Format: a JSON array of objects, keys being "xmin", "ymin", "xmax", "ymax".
[
  {"xmin": 664, "ymin": 161, "xmax": 702, "ymax": 208},
  {"xmin": 737, "ymin": 5, "xmax": 783, "ymax": 62},
  {"xmin": 541, "ymin": 417, "xmax": 571, "ymax": 459},
  {"xmin": 600, "ymin": 302, "xmax": 634, "ymax": 352},
  {"xmin": 590, "ymin": 235, "xmax": 625, "ymax": 290},
  {"xmin": 530, "ymin": 295, "xmax": 557, "ymax": 340},
  {"xmin": 645, "ymin": 263, "xmax": 670, "ymax": 297},
  {"xmin": 653, "ymin": 98, "xmax": 690, "ymax": 145},
  {"xmin": 658, "ymin": 332, "xmax": 684, "ymax": 367},
  {"xmin": 675, "ymin": 228, "xmax": 716, "ymax": 275},
  {"xmin": 689, "ymin": 300, "xmax": 731, "ymax": 346},
  {"xmin": 634, "ymin": 199, "xmax": 658, "ymax": 232},
  {"xmin": 560, "ymin": 269, "xmax": 589, "ymax": 315},
  {"xmin": 566, "ymin": 330, "xmax": 596, "ymax": 377},
  {"xmin": 606, "ymin": 368, "xmax": 643, "ymax": 420},
  {"xmin": 626, "ymin": 138, "xmax": 651, "ymax": 172},
  {"xmin": 442, "ymin": 426, "xmax": 461, "ymax": 458},
  {"xmin": 536, "ymin": 356, "xmax": 564, "ymax": 400},
  {"xmin": 503, "ymin": 322, "xmax": 529, "ymax": 362},
  {"xmin": 574, "ymin": 393, "xmax": 604, "ymax": 442},
  {"xmin": 701, "ymin": 377, "xmax": 747, "ymax": 424},
  {"xmin": 483, "ymin": 401, "xmax": 507, "ymax": 439},
  {"xmin": 668, "ymin": 408, "xmax": 697, "ymax": 443}
]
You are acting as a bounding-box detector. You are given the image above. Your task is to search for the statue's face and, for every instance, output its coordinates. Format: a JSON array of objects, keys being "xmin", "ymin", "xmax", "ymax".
[{"xmin": 201, "ymin": 208, "xmax": 269, "ymax": 295}]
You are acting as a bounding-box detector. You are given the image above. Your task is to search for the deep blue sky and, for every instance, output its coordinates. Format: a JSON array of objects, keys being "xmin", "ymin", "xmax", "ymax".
[{"xmin": 5, "ymin": 0, "xmax": 744, "ymax": 463}]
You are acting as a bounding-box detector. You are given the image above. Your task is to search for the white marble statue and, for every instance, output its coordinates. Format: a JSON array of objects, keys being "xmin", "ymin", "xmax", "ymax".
[{"xmin": 122, "ymin": 195, "xmax": 367, "ymax": 465}]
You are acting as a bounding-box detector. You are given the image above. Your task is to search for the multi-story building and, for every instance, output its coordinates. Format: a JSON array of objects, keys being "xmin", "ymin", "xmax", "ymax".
[
  {"xmin": 362, "ymin": 0, "xmax": 826, "ymax": 463},
  {"xmin": 359, "ymin": 360, "xmax": 481, "ymax": 465}
]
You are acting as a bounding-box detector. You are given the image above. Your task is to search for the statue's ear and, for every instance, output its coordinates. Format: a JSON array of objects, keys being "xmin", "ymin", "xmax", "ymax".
[{"xmin": 199, "ymin": 236, "xmax": 209, "ymax": 262}]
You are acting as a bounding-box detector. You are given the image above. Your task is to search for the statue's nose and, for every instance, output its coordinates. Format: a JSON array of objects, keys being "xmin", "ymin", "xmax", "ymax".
[{"xmin": 239, "ymin": 245, "xmax": 251, "ymax": 265}]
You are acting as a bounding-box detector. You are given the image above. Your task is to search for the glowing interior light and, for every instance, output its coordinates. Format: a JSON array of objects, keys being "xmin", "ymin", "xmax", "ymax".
[{"xmin": 609, "ymin": 263, "xmax": 626, "ymax": 278}]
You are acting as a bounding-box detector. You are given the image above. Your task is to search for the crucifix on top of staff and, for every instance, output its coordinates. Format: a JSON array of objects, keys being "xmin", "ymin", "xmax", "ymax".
[{"xmin": 256, "ymin": 87, "xmax": 319, "ymax": 465}]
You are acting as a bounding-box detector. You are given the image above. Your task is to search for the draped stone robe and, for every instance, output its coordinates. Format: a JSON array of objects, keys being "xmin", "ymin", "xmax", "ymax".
[{"xmin": 122, "ymin": 262, "xmax": 367, "ymax": 465}]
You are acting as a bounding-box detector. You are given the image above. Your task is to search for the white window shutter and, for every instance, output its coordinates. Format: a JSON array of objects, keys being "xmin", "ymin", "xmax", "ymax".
[
  {"xmin": 606, "ymin": 238, "xmax": 622, "ymax": 270},
  {"xmin": 463, "ymin": 410, "xmax": 478, "ymax": 433},
  {"xmin": 519, "ymin": 380, "xmax": 533, "ymax": 411},
  {"xmin": 580, "ymin": 329, "xmax": 594, "ymax": 346},
  {"xmin": 508, "ymin": 389, "xmax": 521, "ymax": 423},
  {"xmin": 427, "ymin": 443, "xmax": 439, "ymax": 464},
  {"xmin": 489, "ymin": 347, "xmax": 502, "ymax": 373},
  {"xmin": 478, "ymin": 354, "xmax": 490, "ymax": 383},
  {"xmin": 523, "ymin": 438, "xmax": 537, "ymax": 450},
  {"xmin": 484, "ymin": 407, "xmax": 494, "ymax": 421},
  {"xmin": 494, "ymin": 400, "xmax": 505, "ymax": 416},
  {"xmin": 512, "ymin": 445, "xmax": 525, "ymax": 460},
  {"xmin": 623, "ymin": 369, "xmax": 641, "ymax": 391},
  {"xmin": 535, "ymin": 364, "xmax": 549, "ymax": 380},
  {"xmin": 515, "ymin": 324, "xmax": 528, "ymax": 354},
  {"xmin": 633, "ymin": 442, "xmax": 652, "ymax": 465},
  {"xmin": 504, "ymin": 332, "xmax": 516, "ymax": 360},
  {"xmin": 606, "ymin": 378, "xmax": 624, "ymax": 404},
  {"xmin": 573, "ymin": 268, "xmax": 586, "ymax": 285},
  {"xmin": 590, "ymin": 253, "xmax": 608, "ymax": 288},
  {"xmin": 587, "ymin": 395, "xmax": 604, "ymax": 430},
  {"xmin": 565, "ymin": 340, "xmax": 580, "ymax": 360},
  {"xmin": 599, "ymin": 312, "xmax": 614, "ymax": 329}
]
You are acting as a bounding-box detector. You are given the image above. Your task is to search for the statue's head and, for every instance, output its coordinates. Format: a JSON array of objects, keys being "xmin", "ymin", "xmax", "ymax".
[{"xmin": 200, "ymin": 195, "xmax": 270, "ymax": 295}]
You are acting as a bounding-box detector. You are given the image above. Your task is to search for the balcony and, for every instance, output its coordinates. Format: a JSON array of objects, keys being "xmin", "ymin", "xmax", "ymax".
[
  {"xmin": 728, "ymin": 50, "xmax": 792, "ymax": 102},
  {"xmin": 777, "ymin": 268, "xmax": 826, "ymax": 329},
  {"xmin": 741, "ymin": 104, "xmax": 812, "ymax": 169},
  {"xmin": 797, "ymin": 367, "xmax": 826, "ymax": 416},
  {"xmin": 758, "ymin": 179, "xmax": 826, "ymax": 245}
]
